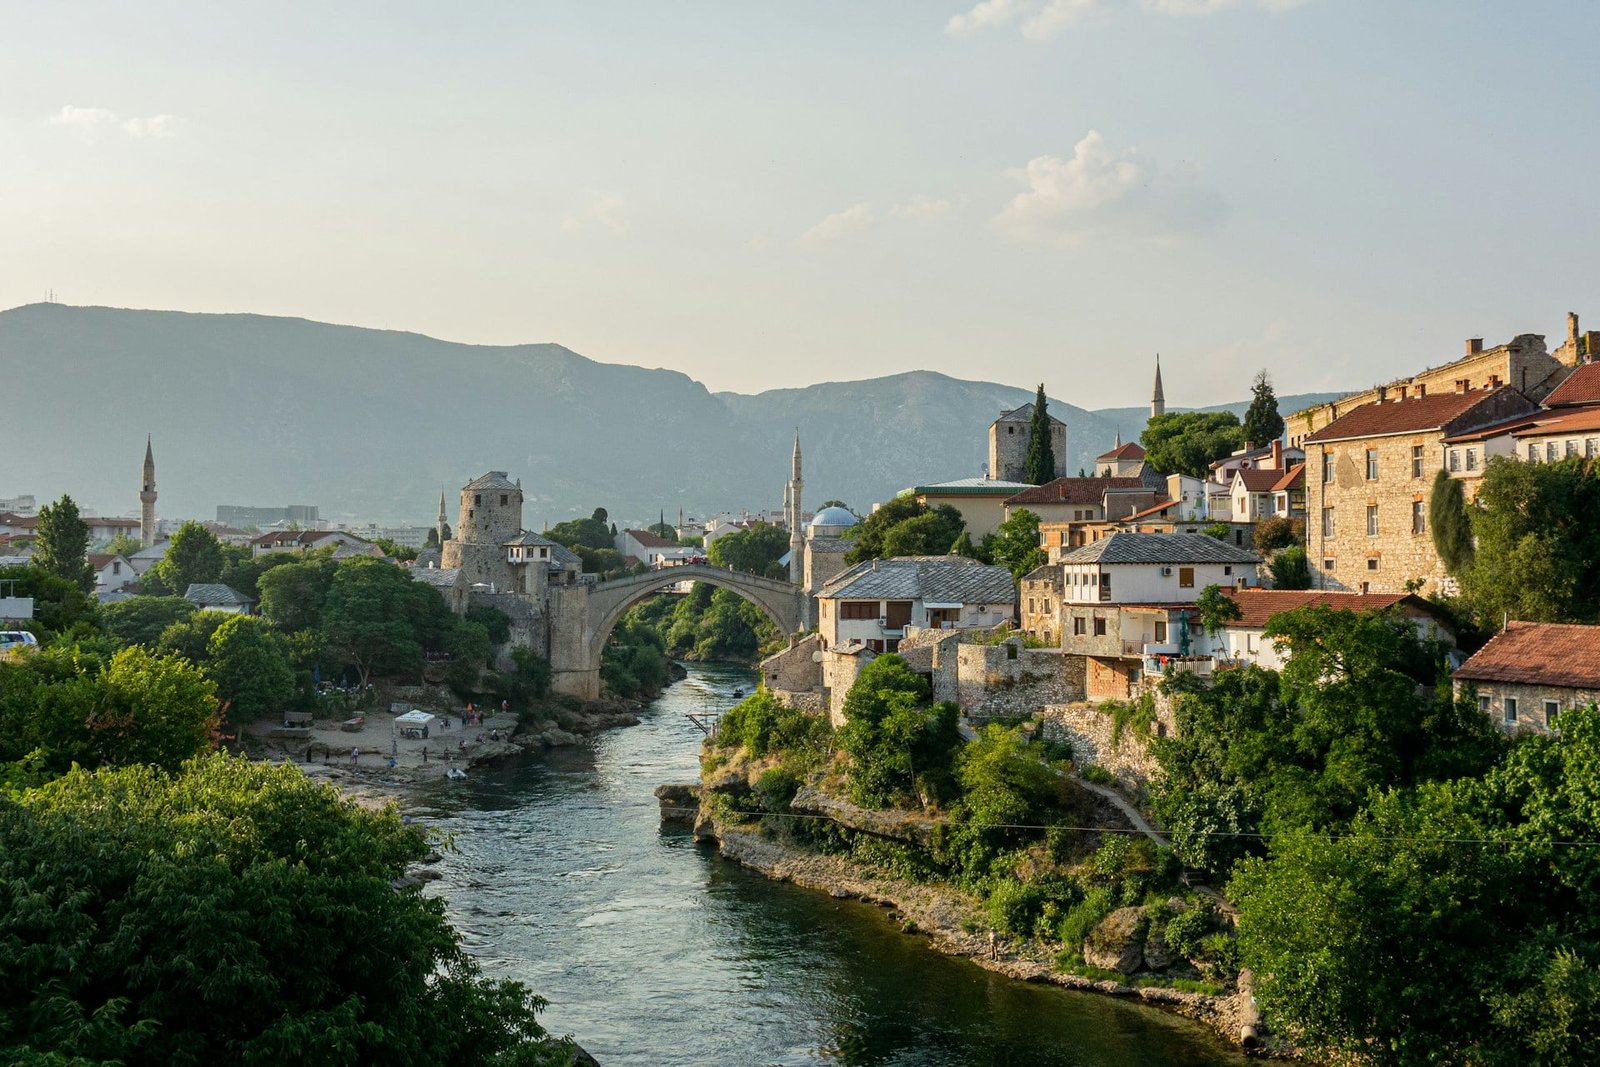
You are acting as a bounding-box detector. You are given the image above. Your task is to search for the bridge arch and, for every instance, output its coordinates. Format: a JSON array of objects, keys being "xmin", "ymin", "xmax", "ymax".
[{"xmin": 579, "ymin": 564, "xmax": 811, "ymax": 677}]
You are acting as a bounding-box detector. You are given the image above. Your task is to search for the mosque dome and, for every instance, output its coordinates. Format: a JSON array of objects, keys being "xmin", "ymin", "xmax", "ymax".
[{"xmin": 810, "ymin": 506, "xmax": 858, "ymax": 530}]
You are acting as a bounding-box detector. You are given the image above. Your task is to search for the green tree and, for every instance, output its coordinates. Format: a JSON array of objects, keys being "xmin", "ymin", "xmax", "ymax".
[
  {"xmin": 31, "ymin": 494, "xmax": 93, "ymax": 592},
  {"xmin": 836, "ymin": 655, "xmax": 960, "ymax": 808},
  {"xmin": 818, "ymin": 500, "xmax": 851, "ymax": 511},
  {"xmin": 100, "ymin": 595, "xmax": 197, "ymax": 648},
  {"xmin": 1458, "ymin": 456, "xmax": 1600, "ymax": 627},
  {"xmin": 707, "ymin": 523, "xmax": 790, "ymax": 578},
  {"xmin": 1140, "ymin": 412, "xmax": 1245, "ymax": 479},
  {"xmin": 1241, "ymin": 369, "xmax": 1285, "ymax": 448},
  {"xmin": 143, "ymin": 521, "xmax": 225, "ymax": 597},
  {"xmin": 0, "ymin": 564, "xmax": 99, "ymax": 640},
  {"xmin": 1253, "ymin": 515, "xmax": 1301, "ymax": 553},
  {"xmin": 444, "ymin": 618, "xmax": 494, "ymax": 700},
  {"xmin": 1025, "ymin": 384, "xmax": 1056, "ymax": 485},
  {"xmin": 218, "ymin": 544, "xmax": 298, "ymax": 599},
  {"xmin": 1201, "ymin": 522, "xmax": 1231, "ymax": 541},
  {"xmin": 155, "ymin": 609, "xmax": 233, "ymax": 664},
  {"xmin": 981, "ymin": 507, "xmax": 1045, "ymax": 580},
  {"xmin": 647, "ymin": 510, "xmax": 676, "ymax": 540},
  {"xmin": 372, "ymin": 536, "xmax": 419, "ymax": 561},
  {"xmin": 1429, "ymin": 467, "xmax": 1475, "ymax": 575},
  {"xmin": 206, "ymin": 614, "xmax": 295, "ymax": 720},
  {"xmin": 547, "ymin": 509, "xmax": 614, "ymax": 552},
  {"xmin": 0, "ymin": 755, "xmax": 573, "ymax": 1066},
  {"xmin": 1194, "ymin": 584, "xmax": 1242, "ymax": 635},
  {"xmin": 102, "ymin": 532, "xmax": 142, "ymax": 556},
  {"xmin": 1268, "ymin": 546, "xmax": 1312, "ymax": 590},
  {"xmin": 257, "ymin": 556, "xmax": 339, "ymax": 632},
  {"xmin": 320, "ymin": 558, "xmax": 442, "ymax": 688}
]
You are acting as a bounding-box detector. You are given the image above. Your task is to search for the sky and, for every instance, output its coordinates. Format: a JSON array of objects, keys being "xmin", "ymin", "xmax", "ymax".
[{"xmin": 3, "ymin": 1, "xmax": 1598, "ymax": 409}]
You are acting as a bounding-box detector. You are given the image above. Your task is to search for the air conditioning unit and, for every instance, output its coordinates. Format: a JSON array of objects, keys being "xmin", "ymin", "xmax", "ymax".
[
  {"xmin": 1160, "ymin": 566, "xmax": 1173, "ymax": 576},
  {"xmin": 878, "ymin": 617, "xmax": 888, "ymax": 626}
]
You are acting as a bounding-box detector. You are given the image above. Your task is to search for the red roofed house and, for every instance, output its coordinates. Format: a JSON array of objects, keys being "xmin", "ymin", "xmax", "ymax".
[
  {"xmin": 1453, "ymin": 621, "xmax": 1600, "ymax": 735},
  {"xmin": 1304, "ymin": 383, "xmax": 1539, "ymax": 595},
  {"xmin": 250, "ymin": 529, "xmax": 383, "ymax": 559},
  {"xmin": 615, "ymin": 528, "xmax": 695, "ymax": 568},
  {"xmin": 1096, "ymin": 438, "xmax": 1148, "ymax": 478},
  {"xmin": 1204, "ymin": 589, "xmax": 1456, "ymax": 673}
]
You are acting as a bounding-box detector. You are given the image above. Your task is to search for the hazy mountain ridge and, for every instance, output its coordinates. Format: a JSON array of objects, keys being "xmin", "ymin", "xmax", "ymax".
[{"xmin": 2, "ymin": 304, "xmax": 1345, "ymax": 527}]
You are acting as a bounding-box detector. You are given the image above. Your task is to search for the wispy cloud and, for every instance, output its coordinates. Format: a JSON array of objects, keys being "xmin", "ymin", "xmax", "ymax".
[
  {"xmin": 946, "ymin": 0, "xmax": 1310, "ymax": 38},
  {"xmin": 46, "ymin": 105, "xmax": 180, "ymax": 139},
  {"xmin": 562, "ymin": 194, "xmax": 628, "ymax": 233},
  {"xmin": 799, "ymin": 203, "xmax": 876, "ymax": 247},
  {"xmin": 993, "ymin": 130, "xmax": 1226, "ymax": 246},
  {"xmin": 891, "ymin": 195, "xmax": 954, "ymax": 221}
]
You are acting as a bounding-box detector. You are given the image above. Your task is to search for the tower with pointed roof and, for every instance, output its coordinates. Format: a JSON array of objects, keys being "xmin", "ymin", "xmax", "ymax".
[
  {"xmin": 139, "ymin": 436, "xmax": 157, "ymax": 548},
  {"xmin": 787, "ymin": 431, "xmax": 804, "ymax": 584},
  {"xmin": 436, "ymin": 492, "xmax": 448, "ymax": 547},
  {"xmin": 1151, "ymin": 354, "xmax": 1166, "ymax": 419}
]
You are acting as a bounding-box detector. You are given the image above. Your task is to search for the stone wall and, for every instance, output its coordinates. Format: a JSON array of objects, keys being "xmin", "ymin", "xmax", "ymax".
[
  {"xmin": 1465, "ymin": 680, "xmax": 1600, "ymax": 736},
  {"xmin": 763, "ymin": 634, "xmax": 824, "ymax": 711},
  {"xmin": 1039, "ymin": 694, "xmax": 1176, "ymax": 792}
]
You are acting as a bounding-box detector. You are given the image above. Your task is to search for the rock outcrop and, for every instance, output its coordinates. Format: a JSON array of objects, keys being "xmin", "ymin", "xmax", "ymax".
[{"xmin": 1084, "ymin": 906, "xmax": 1149, "ymax": 974}]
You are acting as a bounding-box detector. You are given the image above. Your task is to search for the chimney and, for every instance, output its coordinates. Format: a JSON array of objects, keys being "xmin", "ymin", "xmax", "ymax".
[
  {"xmin": 1455, "ymin": 379, "xmax": 1469, "ymax": 394},
  {"xmin": 1570, "ymin": 312, "xmax": 1580, "ymax": 343},
  {"xmin": 1270, "ymin": 439, "xmax": 1282, "ymax": 467},
  {"xmin": 1488, "ymin": 374, "xmax": 1501, "ymax": 388},
  {"xmin": 1466, "ymin": 338, "xmax": 1484, "ymax": 355},
  {"xmin": 1399, "ymin": 385, "xmax": 1409, "ymax": 401},
  {"xmin": 1416, "ymin": 383, "xmax": 1426, "ymax": 398},
  {"xmin": 1377, "ymin": 385, "xmax": 1388, "ymax": 402}
]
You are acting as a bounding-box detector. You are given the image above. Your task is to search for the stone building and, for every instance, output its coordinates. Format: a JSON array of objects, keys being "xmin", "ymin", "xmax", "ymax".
[
  {"xmin": 1454, "ymin": 621, "xmax": 1600, "ymax": 735},
  {"xmin": 1287, "ymin": 328, "xmax": 1579, "ymax": 450},
  {"xmin": 988, "ymin": 402, "xmax": 1066, "ymax": 483},
  {"xmin": 801, "ymin": 505, "xmax": 857, "ymax": 595},
  {"xmin": 1303, "ymin": 385, "xmax": 1539, "ymax": 594},
  {"xmin": 440, "ymin": 471, "xmax": 525, "ymax": 595}
]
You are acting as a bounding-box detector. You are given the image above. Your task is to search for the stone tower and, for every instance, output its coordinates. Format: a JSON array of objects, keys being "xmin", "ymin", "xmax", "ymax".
[
  {"xmin": 1151, "ymin": 354, "xmax": 1166, "ymax": 419},
  {"xmin": 988, "ymin": 403, "xmax": 1067, "ymax": 482},
  {"xmin": 139, "ymin": 435, "xmax": 157, "ymax": 548},
  {"xmin": 440, "ymin": 472, "xmax": 524, "ymax": 592},
  {"xmin": 787, "ymin": 431, "xmax": 804, "ymax": 585}
]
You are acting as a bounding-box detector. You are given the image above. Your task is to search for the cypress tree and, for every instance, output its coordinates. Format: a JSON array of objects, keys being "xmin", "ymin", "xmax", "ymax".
[
  {"xmin": 1242, "ymin": 369, "xmax": 1285, "ymax": 447},
  {"xmin": 1429, "ymin": 468, "xmax": 1474, "ymax": 573},
  {"xmin": 1024, "ymin": 383, "xmax": 1055, "ymax": 485},
  {"xmin": 33, "ymin": 494, "xmax": 94, "ymax": 592}
]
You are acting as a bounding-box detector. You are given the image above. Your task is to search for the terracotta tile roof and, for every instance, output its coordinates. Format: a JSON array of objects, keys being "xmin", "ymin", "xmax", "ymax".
[
  {"xmin": 1005, "ymin": 477, "xmax": 1144, "ymax": 506},
  {"xmin": 1234, "ymin": 468, "xmax": 1284, "ymax": 493},
  {"xmin": 1122, "ymin": 499, "xmax": 1180, "ymax": 521},
  {"xmin": 1544, "ymin": 363, "xmax": 1600, "ymax": 408},
  {"xmin": 1453, "ymin": 621, "xmax": 1600, "ymax": 690},
  {"xmin": 1223, "ymin": 589, "xmax": 1443, "ymax": 630},
  {"xmin": 1304, "ymin": 387, "xmax": 1533, "ymax": 444},
  {"xmin": 1270, "ymin": 464, "xmax": 1306, "ymax": 492},
  {"xmin": 1511, "ymin": 406, "xmax": 1600, "ymax": 439},
  {"xmin": 87, "ymin": 517, "xmax": 140, "ymax": 528},
  {"xmin": 1096, "ymin": 441, "xmax": 1147, "ymax": 461}
]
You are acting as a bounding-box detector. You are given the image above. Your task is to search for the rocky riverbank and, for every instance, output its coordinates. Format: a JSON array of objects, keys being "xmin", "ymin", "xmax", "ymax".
[{"xmin": 659, "ymin": 784, "xmax": 1270, "ymax": 1055}]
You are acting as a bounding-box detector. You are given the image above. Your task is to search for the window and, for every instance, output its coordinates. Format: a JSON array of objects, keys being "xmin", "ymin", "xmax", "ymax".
[
  {"xmin": 1322, "ymin": 452, "xmax": 1334, "ymax": 483},
  {"xmin": 1529, "ymin": 443, "xmax": 1540, "ymax": 463},
  {"xmin": 1027, "ymin": 598, "xmax": 1035, "ymax": 614},
  {"xmin": 1043, "ymin": 599, "xmax": 1051, "ymax": 613},
  {"xmin": 1465, "ymin": 448, "xmax": 1477, "ymax": 471},
  {"xmin": 1322, "ymin": 507, "xmax": 1335, "ymax": 538},
  {"xmin": 1359, "ymin": 581, "xmax": 1370, "ymax": 594},
  {"xmin": 1098, "ymin": 573, "xmax": 1111, "ymax": 601},
  {"xmin": 1236, "ymin": 530, "xmax": 1245, "ymax": 546},
  {"xmin": 839, "ymin": 601, "xmax": 877, "ymax": 620},
  {"xmin": 1073, "ymin": 617, "xmax": 1086, "ymax": 636},
  {"xmin": 500, "ymin": 494, "xmax": 509, "ymax": 505},
  {"xmin": 1367, "ymin": 557, "xmax": 1380, "ymax": 570},
  {"xmin": 1545, "ymin": 700, "xmax": 1560, "ymax": 726},
  {"xmin": 1154, "ymin": 621, "xmax": 1167, "ymax": 643},
  {"xmin": 1412, "ymin": 500, "xmax": 1425, "ymax": 534},
  {"xmin": 1367, "ymin": 505, "xmax": 1379, "ymax": 536},
  {"xmin": 1093, "ymin": 617, "xmax": 1107, "ymax": 637},
  {"xmin": 474, "ymin": 494, "xmax": 481, "ymax": 506},
  {"xmin": 112, "ymin": 561, "xmax": 121, "ymax": 575},
  {"xmin": 1567, "ymin": 440, "xmax": 1579, "ymax": 458},
  {"xmin": 1411, "ymin": 444, "xmax": 1424, "ymax": 478},
  {"xmin": 1478, "ymin": 694, "xmax": 1491, "ymax": 714},
  {"xmin": 1178, "ymin": 567, "xmax": 1195, "ymax": 588},
  {"xmin": 1548, "ymin": 442, "xmax": 1559, "ymax": 462},
  {"xmin": 1324, "ymin": 558, "xmax": 1335, "ymax": 570},
  {"xmin": 1448, "ymin": 450, "xmax": 1460, "ymax": 472},
  {"xmin": 1505, "ymin": 696, "xmax": 1518, "ymax": 724},
  {"xmin": 1224, "ymin": 565, "xmax": 1233, "ymax": 576},
  {"xmin": 1589, "ymin": 439, "xmax": 1598, "ymax": 458},
  {"xmin": 1365, "ymin": 448, "xmax": 1379, "ymax": 480}
]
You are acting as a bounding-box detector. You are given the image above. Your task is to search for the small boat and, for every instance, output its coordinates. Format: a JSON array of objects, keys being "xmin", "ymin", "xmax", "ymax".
[
  {"xmin": 731, "ymin": 688, "xmax": 745, "ymax": 698},
  {"xmin": 445, "ymin": 768, "xmax": 468, "ymax": 781}
]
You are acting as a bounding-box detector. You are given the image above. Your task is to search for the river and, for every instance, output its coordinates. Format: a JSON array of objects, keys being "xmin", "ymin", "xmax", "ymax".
[{"xmin": 420, "ymin": 663, "xmax": 1249, "ymax": 1067}]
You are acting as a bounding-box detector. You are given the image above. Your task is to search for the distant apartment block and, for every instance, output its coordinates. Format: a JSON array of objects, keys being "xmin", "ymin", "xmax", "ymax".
[{"xmin": 216, "ymin": 504, "xmax": 321, "ymax": 528}]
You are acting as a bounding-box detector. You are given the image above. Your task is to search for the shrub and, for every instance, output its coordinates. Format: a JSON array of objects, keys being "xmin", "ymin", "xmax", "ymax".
[{"xmin": 1056, "ymin": 887, "xmax": 1115, "ymax": 950}]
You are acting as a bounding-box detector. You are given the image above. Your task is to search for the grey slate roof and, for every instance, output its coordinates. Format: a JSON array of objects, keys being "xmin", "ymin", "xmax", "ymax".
[
  {"xmin": 547, "ymin": 543, "xmax": 583, "ymax": 568},
  {"xmin": 503, "ymin": 531, "xmax": 560, "ymax": 546},
  {"xmin": 463, "ymin": 471, "xmax": 519, "ymax": 492},
  {"xmin": 1056, "ymin": 533, "xmax": 1261, "ymax": 566},
  {"xmin": 820, "ymin": 555, "xmax": 1017, "ymax": 606},
  {"xmin": 183, "ymin": 583, "xmax": 254, "ymax": 607},
  {"xmin": 409, "ymin": 567, "xmax": 460, "ymax": 589}
]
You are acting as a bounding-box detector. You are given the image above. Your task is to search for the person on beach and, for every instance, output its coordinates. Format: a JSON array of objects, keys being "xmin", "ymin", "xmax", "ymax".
[
  {"xmin": 988, "ymin": 931, "xmax": 998, "ymax": 960},
  {"xmin": 350, "ymin": 747, "xmax": 360, "ymax": 764},
  {"xmin": 422, "ymin": 748, "xmax": 428, "ymax": 762}
]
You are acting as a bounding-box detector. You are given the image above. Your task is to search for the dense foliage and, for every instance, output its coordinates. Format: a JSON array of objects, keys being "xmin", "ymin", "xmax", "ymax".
[
  {"xmin": 1429, "ymin": 467, "xmax": 1475, "ymax": 576},
  {"xmin": 31, "ymin": 494, "xmax": 93, "ymax": 592},
  {"xmin": 842, "ymin": 497, "xmax": 966, "ymax": 564},
  {"xmin": 1268, "ymin": 546, "xmax": 1312, "ymax": 589},
  {"xmin": 1139, "ymin": 412, "xmax": 1245, "ymax": 480},
  {"xmin": 0, "ymin": 755, "xmax": 573, "ymax": 1066},
  {"xmin": 706, "ymin": 523, "xmax": 789, "ymax": 579},
  {"xmin": 0, "ymin": 564, "xmax": 99, "ymax": 641},
  {"xmin": 980, "ymin": 507, "xmax": 1045, "ymax": 580},
  {"xmin": 835, "ymin": 655, "xmax": 961, "ymax": 808}
]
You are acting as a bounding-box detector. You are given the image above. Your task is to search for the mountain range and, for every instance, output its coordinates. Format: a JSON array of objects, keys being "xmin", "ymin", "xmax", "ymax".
[{"xmin": 2, "ymin": 303, "xmax": 1345, "ymax": 529}]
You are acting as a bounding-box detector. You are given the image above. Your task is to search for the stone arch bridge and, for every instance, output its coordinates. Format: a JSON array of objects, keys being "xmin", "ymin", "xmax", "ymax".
[{"xmin": 548, "ymin": 564, "xmax": 812, "ymax": 699}]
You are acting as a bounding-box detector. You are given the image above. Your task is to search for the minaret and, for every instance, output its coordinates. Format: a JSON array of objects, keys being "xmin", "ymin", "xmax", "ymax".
[
  {"xmin": 788, "ymin": 431, "xmax": 804, "ymax": 584},
  {"xmin": 1151, "ymin": 353, "xmax": 1166, "ymax": 419},
  {"xmin": 139, "ymin": 435, "xmax": 157, "ymax": 548},
  {"xmin": 436, "ymin": 492, "xmax": 448, "ymax": 546}
]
